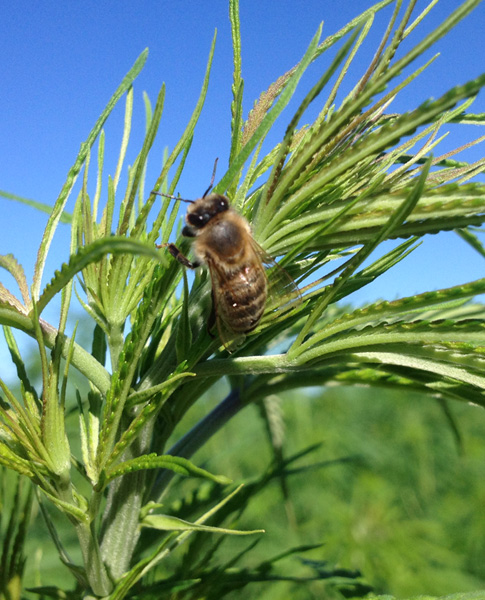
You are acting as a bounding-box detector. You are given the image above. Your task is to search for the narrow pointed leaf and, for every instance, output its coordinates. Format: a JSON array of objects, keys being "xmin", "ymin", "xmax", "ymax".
[
  {"xmin": 36, "ymin": 237, "xmax": 162, "ymax": 315},
  {"xmin": 142, "ymin": 513, "xmax": 263, "ymax": 535},
  {"xmin": 32, "ymin": 49, "xmax": 148, "ymax": 300},
  {"xmin": 105, "ymin": 453, "xmax": 231, "ymax": 485}
]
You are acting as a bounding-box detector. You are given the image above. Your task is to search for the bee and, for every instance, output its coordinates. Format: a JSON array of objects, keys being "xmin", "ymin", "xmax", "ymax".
[{"xmin": 154, "ymin": 168, "xmax": 299, "ymax": 350}]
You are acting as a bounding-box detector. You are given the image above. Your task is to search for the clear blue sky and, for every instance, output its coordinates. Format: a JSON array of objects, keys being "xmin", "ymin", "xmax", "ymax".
[{"xmin": 0, "ymin": 1, "xmax": 484, "ymax": 346}]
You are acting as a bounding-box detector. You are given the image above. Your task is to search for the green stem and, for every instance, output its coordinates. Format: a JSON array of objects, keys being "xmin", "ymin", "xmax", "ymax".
[
  {"xmin": 99, "ymin": 472, "xmax": 147, "ymax": 581},
  {"xmin": 107, "ymin": 322, "xmax": 125, "ymax": 373},
  {"xmin": 152, "ymin": 388, "xmax": 243, "ymax": 500},
  {"xmin": 193, "ymin": 354, "xmax": 295, "ymax": 378},
  {"xmin": 0, "ymin": 309, "xmax": 110, "ymax": 394},
  {"xmin": 100, "ymin": 416, "xmax": 156, "ymax": 580},
  {"xmin": 76, "ymin": 521, "xmax": 113, "ymax": 596}
]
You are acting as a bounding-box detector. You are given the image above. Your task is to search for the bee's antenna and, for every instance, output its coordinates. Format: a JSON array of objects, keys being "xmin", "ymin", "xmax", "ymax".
[
  {"xmin": 152, "ymin": 157, "xmax": 219, "ymax": 202},
  {"xmin": 152, "ymin": 191, "xmax": 194, "ymax": 204},
  {"xmin": 202, "ymin": 157, "xmax": 219, "ymax": 198}
]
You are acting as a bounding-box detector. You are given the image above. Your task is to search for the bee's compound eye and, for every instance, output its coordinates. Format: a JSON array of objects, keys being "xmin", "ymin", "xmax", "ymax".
[
  {"xmin": 218, "ymin": 198, "xmax": 228, "ymax": 210},
  {"xmin": 188, "ymin": 212, "xmax": 210, "ymax": 228}
]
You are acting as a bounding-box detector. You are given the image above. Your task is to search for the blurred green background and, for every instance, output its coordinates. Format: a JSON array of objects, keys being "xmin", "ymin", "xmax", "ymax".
[{"xmin": 199, "ymin": 386, "xmax": 485, "ymax": 598}]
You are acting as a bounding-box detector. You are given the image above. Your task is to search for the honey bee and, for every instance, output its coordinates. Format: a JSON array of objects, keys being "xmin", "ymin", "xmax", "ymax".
[{"xmin": 154, "ymin": 171, "xmax": 299, "ymax": 350}]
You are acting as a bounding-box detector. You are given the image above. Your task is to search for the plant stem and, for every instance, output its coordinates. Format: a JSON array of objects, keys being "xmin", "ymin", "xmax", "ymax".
[{"xmin": 152, "ymin": 388, "xmax": 243, "ymax": 500}]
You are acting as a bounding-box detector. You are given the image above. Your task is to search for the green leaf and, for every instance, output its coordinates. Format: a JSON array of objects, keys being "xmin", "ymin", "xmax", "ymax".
[
  {"xmin": 369, "ymin": 592, "xmax": 485, "ymax": 600},
  {"xmin": 149, "ymin": 30, "xmax": 217, "ymax": 239},
  {"xmin": 22, "ymin": 587, "xmax": 81, "ymax": 600},
  {"xmin": 229, "ymin": 0, "xmax": 244, "ymax": 166},
  {"xmin": 105, "ymin": 453, "xmax": 231, "ymax": 486},
  {"xmin": 36, "ymin": 236, "xmax": 162, "ymax": 315},
  {"xmin": 2, "ymin": 326, "xmax": 38, "ymax": 402},
  {"xmin": 32, "ymin": 49, "xmax": 148, "ymax": 301},
  {"xmin": 256, "ymin": 25, "xmax": 364, "ymax": 232},
  {"xmin": 0, "ymin": 471, "xmax": 33, "ymax": 598},
  {"xmin": 292, "ymin": 156, "xmax": 433, "ymax": 353},
  {"xmin": 457, "ymin": 227, "xmax": 485, "ymax": 258},
  {"xmin": 141, "ymin": 513, "xmax": 263, "ymax": 535},
  {"xmin": 216, "ymin": 22, "xmax": 323, "ymax": 194},
  {"xmin": 0, "ymin": 254, "xmax": 30, "ymax": 308},
  {"xmin": 175, "ymin": 270, "xmax": 192, "ymax": 363},
  {"xmin": 0, "ymin": 189, "xmax": 72, "ymax": 223}
]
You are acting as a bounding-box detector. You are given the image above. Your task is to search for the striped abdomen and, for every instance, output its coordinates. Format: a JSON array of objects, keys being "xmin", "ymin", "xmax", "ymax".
[{"xmin": 213, "ymin": 260, "xmax": 267, "ymax": 333}]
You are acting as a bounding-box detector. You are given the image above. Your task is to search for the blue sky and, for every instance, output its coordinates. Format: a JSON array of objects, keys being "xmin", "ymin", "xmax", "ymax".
[{"xmin": 0, "ymin": 1, "xmax": 484, "ymax": 353}]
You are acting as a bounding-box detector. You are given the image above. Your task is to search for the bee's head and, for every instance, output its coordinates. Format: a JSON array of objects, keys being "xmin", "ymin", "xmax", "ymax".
[
  {"xmin": 185, "ymin": 194, "xmax": 229, "ymax": 229},
  {"xmin": 152, "ymin": 158, "xmax": 225, "ymax": 231}
]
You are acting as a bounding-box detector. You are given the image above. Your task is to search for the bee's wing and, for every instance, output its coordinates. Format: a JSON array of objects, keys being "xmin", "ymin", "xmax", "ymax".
[
  {"xmin": 206, "ymin": 258, "xmax": 246, "ymax": 353},
  {"xmin": 250, "ymin": 238, "xmax": 301, "ymax": 319}
]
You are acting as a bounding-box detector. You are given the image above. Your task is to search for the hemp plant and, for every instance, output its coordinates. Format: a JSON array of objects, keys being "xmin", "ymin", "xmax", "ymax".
[{"xmin": 1, "ymin": 0, "xmax": 485, "ymax": 598}]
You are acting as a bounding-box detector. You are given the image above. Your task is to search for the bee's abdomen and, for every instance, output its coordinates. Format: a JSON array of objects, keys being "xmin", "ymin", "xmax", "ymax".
[{"xmin": 219, "ymin": 264, "xmax": 267, "ymax": 333}]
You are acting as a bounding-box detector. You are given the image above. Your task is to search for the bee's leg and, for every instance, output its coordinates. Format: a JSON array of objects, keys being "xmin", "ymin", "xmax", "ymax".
[{"xmin": 157, "ymin": 243, "xmax": 200, "ymax": 269}]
